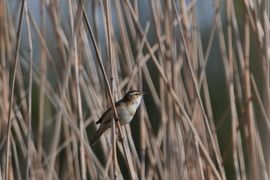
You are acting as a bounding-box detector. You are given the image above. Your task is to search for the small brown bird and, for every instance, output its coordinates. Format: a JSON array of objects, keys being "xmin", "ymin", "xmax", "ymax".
[{"xmin": 91, "ymin": 90, "xmax": 145, "ymax": 146}]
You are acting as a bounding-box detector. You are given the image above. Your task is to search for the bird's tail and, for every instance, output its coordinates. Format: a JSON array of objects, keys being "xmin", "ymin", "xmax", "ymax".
[{"xmin": 90, "ymin": 127, "xmax": 107, "ymax": 146}]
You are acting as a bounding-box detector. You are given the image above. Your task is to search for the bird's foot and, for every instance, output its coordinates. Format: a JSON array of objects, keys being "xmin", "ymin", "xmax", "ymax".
[{"xmin": 116, "ymin": 129, "xmax": 123, "ymax": 142}]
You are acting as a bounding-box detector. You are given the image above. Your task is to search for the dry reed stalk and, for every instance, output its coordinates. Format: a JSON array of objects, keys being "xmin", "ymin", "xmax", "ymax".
[
  {"xmin": 24, "ymin": 3, "xmax": 33, "ymax": 178},
  {"xmin": 104, "ymin": 0, "xmax": 117, "ymax": 178},
  {"xmin": 4, "ymin": 0, "xmax": 25, "ymax": 179}
]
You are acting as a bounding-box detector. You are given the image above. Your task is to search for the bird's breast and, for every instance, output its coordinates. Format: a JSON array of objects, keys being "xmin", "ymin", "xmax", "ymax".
[
  {"xmin": 117, "ymin": 97, "xmax": 142, "ymax": 125},
  {"xmin": 118, "ymin": 105, "xmax": 136, "ymax": 125}
]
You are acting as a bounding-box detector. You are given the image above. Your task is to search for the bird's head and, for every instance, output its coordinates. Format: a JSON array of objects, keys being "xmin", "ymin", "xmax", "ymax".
[{"xmin": 123, "ymin": 90, "xmax": 146, "ymax": 103}]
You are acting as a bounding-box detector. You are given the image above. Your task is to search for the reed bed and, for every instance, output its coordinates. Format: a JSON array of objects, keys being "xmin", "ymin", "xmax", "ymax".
[{"xmin": 0, "ymin": 0, "xmax": 269, "ymax": 179}]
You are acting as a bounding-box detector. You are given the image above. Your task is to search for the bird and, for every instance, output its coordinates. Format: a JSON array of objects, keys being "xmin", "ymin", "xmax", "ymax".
[{"xmin": 90, "ymin": 90, "xmax": 145, "ymax": 146}]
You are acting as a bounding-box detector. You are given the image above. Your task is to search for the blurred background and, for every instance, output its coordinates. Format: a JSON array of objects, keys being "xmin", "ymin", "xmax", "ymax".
[{"xmin": 0, "ymin": 0, "xmax": 270, "ymax": 179}]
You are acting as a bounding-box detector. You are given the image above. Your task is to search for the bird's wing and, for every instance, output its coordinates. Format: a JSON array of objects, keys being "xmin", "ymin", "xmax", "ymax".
[
  {"xmin": 96, "ymin": 99, "xmax": 122, "ymax": 124},
  {"xmin": 96, "ymin": 108, "xmax": 110, "ymax": 124}
]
